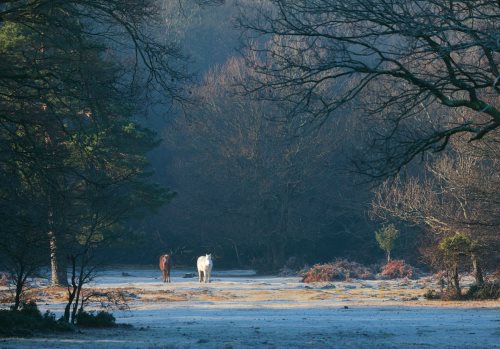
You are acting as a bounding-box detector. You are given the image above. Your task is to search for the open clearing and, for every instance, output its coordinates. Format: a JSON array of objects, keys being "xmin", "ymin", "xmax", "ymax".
[{"xmin": 0, "ymin": 268, "xmax": 498, "ymax": 348}]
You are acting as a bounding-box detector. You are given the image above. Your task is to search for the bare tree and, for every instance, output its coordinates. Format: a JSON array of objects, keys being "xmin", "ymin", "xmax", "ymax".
[
  {"xmin": 0, "ymin": 228, "xmax": 46, "ymax": 310},
  {"xmin": 0, "ymin": 156, "xmax": 48, "ymax": 309},
  {"xmin": 371, "ymin": 134, "xmax": 500, "ymax": 284},
  {"xmin": 161, "ymin": 56, "xmax": 375, "ymax": 269},
  {"xmin": 239, "ymin": 0, "xmax": 500, "ymax": 177}
]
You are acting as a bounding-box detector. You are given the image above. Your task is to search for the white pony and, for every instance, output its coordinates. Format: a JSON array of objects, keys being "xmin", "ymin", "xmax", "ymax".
[{"xmin": 197, "ymin": 254, "xmax": 213, "ymax": 283}]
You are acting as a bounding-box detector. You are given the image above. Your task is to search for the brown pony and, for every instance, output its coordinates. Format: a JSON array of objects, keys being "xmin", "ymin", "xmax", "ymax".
[{"xmin": 159, "ymin": 254, "xmax": 173, "ymax": 283}]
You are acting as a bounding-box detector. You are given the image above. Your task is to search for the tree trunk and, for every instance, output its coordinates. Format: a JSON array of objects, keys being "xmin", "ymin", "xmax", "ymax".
[
  {"xmin": 13, "ymin": 286, "xmax": 22, "ymax": 310},
  {"xmin": 263, "ymin": 242, "xmax": 285, "ymax": 270},
  {"xmin": 233, "ymin": 243, "xmax": 242, "ymax": 268},
  {"xmin": 71, "ymin": 261, "xmax": 86, "ymax": 324},
  {"xmin": 71, "ymin": 282, "xmax": 82, "ymax": 324},
  {"xmin": 64, "ymin": 287, "xmax": 76, "ymax": 323},
  {"xmin": 271, "ymin": 240, "xmax": 285, "ymax": 269},
  {"xmin": 13, "ymin": 270, "xmax": 25, "ymax": 311},
  {"xmin": 64, "ymin": 256, "xmax": 77, "ymax": 323},
  {"xmin": 387, "ymin": 250, "xmax": 391, "ymax": 263},
  {"xmin": 47, "ymin": 191, "xmax": 68, "ymax": 287},
  {"xmin": 49, "ymin": 230, "xmax": 68, "ymax": 287},
  {"xmin": 271, "ymin": 190, "xmax": 289, "ymax": 269},
  {"xmin": 471, "ymin": 253, "xmax": 484, "ymax": 286},
  {"xmin": 452, "ymin": 266, "xmax": 461, "ymax": 298},
  {"xmin": 228, "ymin": 239, "xmax": 243, "ymax": 268}
]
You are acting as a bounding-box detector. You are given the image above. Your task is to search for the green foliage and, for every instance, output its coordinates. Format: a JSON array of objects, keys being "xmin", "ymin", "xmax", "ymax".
[
  {"xmin": 436, "ymin": 233, "xmax": 473, "ymax": 298},
  {"xmin": 0, "ymin": 22, "xmax": 28, "ymax": 50},
  {"xmin": 75, "ymin": 310, "xmax": 116, "ymax": 328},
  {"xmin": 0, "ymin": 9, "xmax": 174, "ymax": 231},
  {"xmin": 0, "ymin": 302, "xmax": 73, "ymax": 337},
  {"xmin": 0, "ymin": 3, "xmax": 176, "ymax": 320},
  {"xmin": 438, "ymin": 233, "xmax": 472, "ymax": 261},
  {"xmin": 375, "ymin": 224, "xmax": 399, "ymax": 260}
]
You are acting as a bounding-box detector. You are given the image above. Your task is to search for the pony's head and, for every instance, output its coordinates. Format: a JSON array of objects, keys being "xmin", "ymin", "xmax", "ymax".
[{"xmin": 206, "ymin": 254, "xmax": 212, "ymax": 260}]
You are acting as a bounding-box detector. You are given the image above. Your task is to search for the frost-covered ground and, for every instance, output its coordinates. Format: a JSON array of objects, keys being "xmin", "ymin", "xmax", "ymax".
[{"xmin": 0, "ymin": 267, "xmax": 499, "ymax": 348}]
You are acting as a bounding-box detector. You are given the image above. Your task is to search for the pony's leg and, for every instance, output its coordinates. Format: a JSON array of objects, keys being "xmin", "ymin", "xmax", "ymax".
[
  {"xmin": 199, "ymin": 271, "xmax": 204, "ymax": 283},
  {"xmin": 162, "ymin": 270, "xmax": 166, "ymax": 283}
]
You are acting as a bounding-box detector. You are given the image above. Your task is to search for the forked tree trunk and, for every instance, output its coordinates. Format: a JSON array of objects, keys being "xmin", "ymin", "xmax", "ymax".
[
  {"xmin": 64, "ymin": 285, "xmax": 76, "ymax": 323},
  {"xmin": 64, "ymin": 255, "xmax": 77, "ymax": 323}
]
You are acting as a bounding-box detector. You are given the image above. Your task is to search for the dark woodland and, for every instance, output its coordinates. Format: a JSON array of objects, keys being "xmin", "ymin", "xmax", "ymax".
[{"xmin": 0, "ymin": 0, "xmax": 498, "ymax": 316}]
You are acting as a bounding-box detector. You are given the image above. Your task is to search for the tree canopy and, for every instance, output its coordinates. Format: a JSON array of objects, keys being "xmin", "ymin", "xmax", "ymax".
[
  {"xmin": 239, "ymin": 0, "xmax": 500, "ymax": 177},
  {"xmin": 0, "ymin": 0, "xmax": 177, "ymax": 291}
]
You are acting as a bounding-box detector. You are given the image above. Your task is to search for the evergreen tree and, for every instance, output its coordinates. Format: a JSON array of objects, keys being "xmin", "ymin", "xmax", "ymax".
[
  {"xmin": 0, "ymin": 4, "xmax": 175, "ymax": 295},
  {"xmin": 375, "ymin": 224, "xmax": 399, "ymax": 262}
]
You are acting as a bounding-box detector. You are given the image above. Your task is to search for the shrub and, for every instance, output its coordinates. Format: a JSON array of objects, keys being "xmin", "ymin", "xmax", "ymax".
[
  {"xmin": 18, "ymin": 300, "xmax": 43, "ymax": 319},
  {"xmin": 301, "ymin": 259, "xmax": 374, "ymax": 283},
  {"xmin": 0, "ymin": 302, "xmax": 72, "ymax": 337},
  {"xmin": 279, "ymin": 256, "xmax": 309, "ymax": 276},
  {"xmin": 423, "ymin": 289, "xmax": 441, "ymax": 300},
  {"xmin": 380, "ymin": 260, "xmax": 415, "ymax": 279},
  {"xmin": 301, "ymin": 264, "xmax": 338, "ymax": 283},
  {"xmin": 0, "ymin": 273, "xmax": 8, "ymax": 286},
  {"xmin": 465, "ymin": 282, "xmax": 500, "ymax": 300},
  {"xmin": 75, "ymin": 310, "xmax": 116, "ymax": 328},
  {"xmin": 487, "ymin": 269, "xmax": 500, "ymax": 283}
]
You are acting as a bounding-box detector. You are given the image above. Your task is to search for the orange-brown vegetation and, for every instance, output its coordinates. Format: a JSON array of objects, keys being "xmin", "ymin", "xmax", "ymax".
[
  {"xmin": 301, "ymin": 260, "xmax": 374, "ymax": 283},
  {"xmin": 380, "ymin": 260, "xmax": 415, "ymax": 279}
]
